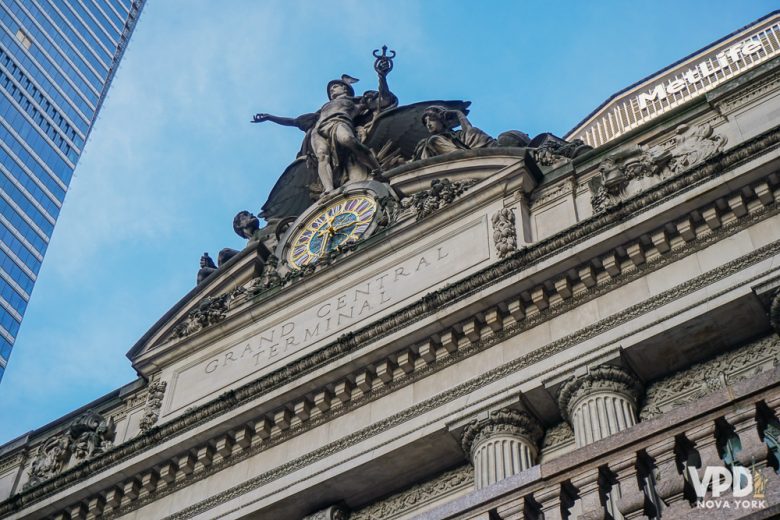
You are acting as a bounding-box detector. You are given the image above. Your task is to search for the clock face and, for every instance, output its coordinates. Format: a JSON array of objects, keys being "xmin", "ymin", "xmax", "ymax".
[{"xmin": 287, "ymin": 195, "xmax": 377, "ymax": 269}]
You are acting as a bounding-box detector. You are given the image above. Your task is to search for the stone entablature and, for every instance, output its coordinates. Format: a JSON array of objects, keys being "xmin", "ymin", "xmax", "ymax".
[
  {"xmin": 1, "ymin": 119, "xmax": 779, "ymax": 517},
  {"xmin": 0, "ymin": 51, "xmax": 779, "ymax": 520}
]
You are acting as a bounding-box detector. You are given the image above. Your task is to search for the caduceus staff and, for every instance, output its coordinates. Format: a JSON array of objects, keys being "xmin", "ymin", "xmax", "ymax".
[{"xmin": 371, "ymin": 45, "xmax": 396, "ymax": 126}]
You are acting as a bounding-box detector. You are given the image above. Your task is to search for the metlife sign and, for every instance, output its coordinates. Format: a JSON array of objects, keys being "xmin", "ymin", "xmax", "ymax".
[{"xmin": 567, "ymin": 12, "xmax": 780, "ymax": 148}]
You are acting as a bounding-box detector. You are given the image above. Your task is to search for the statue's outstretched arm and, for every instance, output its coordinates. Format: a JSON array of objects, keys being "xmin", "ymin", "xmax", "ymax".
[{"xmin": 252, "ymin": 112, "xmax": 318, "ymax": 131}]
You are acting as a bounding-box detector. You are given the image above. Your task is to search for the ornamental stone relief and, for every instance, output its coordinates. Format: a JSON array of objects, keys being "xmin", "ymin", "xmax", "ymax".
[
  {"xmin": 25, "ymin": 410, "xmax": 115, "ymax": 489},
  {"xmin": 139, "ymin": 379, "xmax": 167, "ymax": 432},
  {"xmin": 401, "ymin": 178, "xmax": 477, "ymax": 220},
  {"xmin": 588, "ymin": 122, "xmax": 727, "ymax": 212},
  {"xmin": 491, "ymin": 207, "xmax": 517, "ymax": 259},
  {"xmin": 349, "ymin": 465, "xmax": 472, "ymax": 520},
  {"xmin": 640, "ymin": 334, "xmax": 780, "ymax": 420}
]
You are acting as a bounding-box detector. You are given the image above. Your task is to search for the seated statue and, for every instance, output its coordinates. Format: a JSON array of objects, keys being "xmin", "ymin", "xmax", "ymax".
[
  {"xmin": 197, "ymin": 253, "xmax": 217, "ymax": 284},
  {"xmin": 413, "ymin": 106, "xmax": 496, "ymax": 160}
]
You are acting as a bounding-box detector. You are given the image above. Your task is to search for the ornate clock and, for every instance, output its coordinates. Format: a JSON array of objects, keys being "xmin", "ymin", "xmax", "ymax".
[{"xmin": 286, "ymin": 194, "xmax": 378, "ymax": 269}]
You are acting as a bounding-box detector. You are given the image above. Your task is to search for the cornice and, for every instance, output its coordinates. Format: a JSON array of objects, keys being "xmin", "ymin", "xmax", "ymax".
[{"xmin": 3, "ymin": 124, "xmax": 780, "ymax": 517}]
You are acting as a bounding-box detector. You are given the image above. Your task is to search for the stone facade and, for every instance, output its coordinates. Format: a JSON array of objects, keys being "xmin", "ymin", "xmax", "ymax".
[{"xmin": 1, "ymin": 14, "xmax": 780, "ymax": 520}]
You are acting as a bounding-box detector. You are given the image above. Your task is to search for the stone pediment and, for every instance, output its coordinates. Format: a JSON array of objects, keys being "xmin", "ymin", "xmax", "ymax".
[
  {"xmin": 125, "ymin": 151, "xmax": 541, "ymax": 418},
  {"xmin": 126, "ymin": 242, "xmax": 264, "ymax": 371}
]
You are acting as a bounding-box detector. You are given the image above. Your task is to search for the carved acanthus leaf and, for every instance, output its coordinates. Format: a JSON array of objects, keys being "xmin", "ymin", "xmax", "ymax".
[
  {"xmin": 558, "ymin": 365, "xmax": 643, "ymax": 421},
  {"xmin": 461, "ymin": 408, "xmax": 543, "ymax": 457}
]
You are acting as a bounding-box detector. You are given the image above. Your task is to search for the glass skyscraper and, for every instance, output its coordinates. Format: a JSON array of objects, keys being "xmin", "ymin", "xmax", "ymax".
[{"xmin": 0, "ymin": 0, "xmax": 145, "ymax": 381}]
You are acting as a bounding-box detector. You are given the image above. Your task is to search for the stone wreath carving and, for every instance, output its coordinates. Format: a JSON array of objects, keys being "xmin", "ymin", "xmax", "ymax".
[
  {"xmin": 302, "ymin": 505, "xmax": 348, "ymax": 520},
  {"xmin": 402, "ymin": 178, "xmax": 477, "ymax": 220},
  {"xmin": 139, "ymin": 380, "xmax": 168, "ymax": 432},
  {"xmin": 25, "ymin": 410, "xmax": 114, "ymax": 489},
  {"xmin": 640, "ymin": 334, "xmax": 780, "ymax": 419},
  {"xmin": 491, "ymin": 208, "xmax": 517, "ymax": 259},
  {"xmin": 461, "ymin": 408, "xmax": 543, "ymax": 459},
  {"xmin": 589, "ymin": 122, "xmax": 726, "ymax": 212},
  {"xmin": 557, "ymin": 365, "xmax": 643, "ymax": 422}
]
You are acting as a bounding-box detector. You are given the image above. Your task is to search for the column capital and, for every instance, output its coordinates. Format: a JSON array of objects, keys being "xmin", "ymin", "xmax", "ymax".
[
  {"xmin": 461, "ymin": 408, "xmax": 543, "ymax": 459},
  {"xmin": 558, "ymin": 365, "xmax": 643, "ymax": 422},
  {"xmin": 302, "ymin": 505, "xmax": 348, "ymax": 520}
]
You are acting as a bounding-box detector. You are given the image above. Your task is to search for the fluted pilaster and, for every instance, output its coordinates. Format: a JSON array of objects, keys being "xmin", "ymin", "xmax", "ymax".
[
  {"xmin": 558, "ymin": 365, "xmax": 643, "ymax": 448},
  {"xmin": 461, "ymin": 409, "xmax": 543, "ymax": 489}
]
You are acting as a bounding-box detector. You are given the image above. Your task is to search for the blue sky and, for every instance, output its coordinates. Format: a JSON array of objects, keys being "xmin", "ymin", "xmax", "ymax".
[{"xmin": 0, "ymin": 0, "xmax": 776, "ymax": 443}]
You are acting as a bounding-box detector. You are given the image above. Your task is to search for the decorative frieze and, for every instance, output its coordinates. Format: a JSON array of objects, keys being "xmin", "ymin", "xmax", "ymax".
[
  {"xmin": 640, "ymin": 334, "xmax": 780, "ymax": 420},
  {"xmin": 558, "ymin": 365, "xmax": 643, "ymax": 448},
  {"xmin": 350, "ymin": 465, "xmax": 471, "ymax": 520},
  {"xmin": 461, "ymin": 409, "xmax": 542, "ymax": 489}
]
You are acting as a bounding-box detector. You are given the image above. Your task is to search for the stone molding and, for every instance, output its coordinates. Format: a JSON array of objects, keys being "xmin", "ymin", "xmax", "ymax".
[
  {"xmin": 557, "ymin": 365, "xmax": 643, "ymax": 422},
  {"xmin": 461, "ymin": 409, "xmax": 542, "ymax": 458},
  {"xmin": 714, "ymin": 65, "xmax": 780, "ymax": 114},
  {"xmin": 4, "ymin": 126, "xmax": 780, "ymax": 518},
  {"xmin": 640, "ymin": 334, "xmax": 780, "ymax": 420},
  {"xmin": 349, "ymin": 465, "xmax": 471, "ymax": 520}
]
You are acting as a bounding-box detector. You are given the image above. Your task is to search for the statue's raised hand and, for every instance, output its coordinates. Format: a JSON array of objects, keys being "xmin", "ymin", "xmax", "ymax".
[{"xmin": 252, "ymin": 113, "xmax": 271, "ymax": 123}]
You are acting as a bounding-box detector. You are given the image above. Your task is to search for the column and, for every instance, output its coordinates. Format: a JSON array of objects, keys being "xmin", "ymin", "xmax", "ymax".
[
  {"xmin": 302, "ymin": 505, "xmax": 348, "ymax": 520},
  {"xmin": 558, "ymin": 365, "xmax": 643, "ymax": 448},
  {"xmin": 461, "ymin": 408, "xmax": 543, "ymax": 490}
]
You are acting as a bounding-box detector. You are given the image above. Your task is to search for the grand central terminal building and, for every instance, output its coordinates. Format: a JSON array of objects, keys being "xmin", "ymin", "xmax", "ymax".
[{"xmin": 1, "ymin": 11, "xmax": 780, "ymax": 520}]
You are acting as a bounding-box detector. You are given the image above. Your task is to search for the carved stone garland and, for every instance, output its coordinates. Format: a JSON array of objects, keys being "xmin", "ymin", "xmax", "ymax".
[
  {"xmin": 402, "ymin": 178, "xmax": 477, "ymax": 220},
  {"xmin": 558, "ymin": 365, "xmax": 643, "ymax": 448},
  {"xmin": 491, "ymin": 208, "xmax": 517, "ymax": 259},
  {"xmin": 461, "ymin": 408, "xmax": 543, "ymax": 489},
  {"xmin": 139, "ymin": 380, "xmax": 168, "ymax": 432}
]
